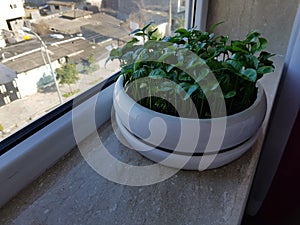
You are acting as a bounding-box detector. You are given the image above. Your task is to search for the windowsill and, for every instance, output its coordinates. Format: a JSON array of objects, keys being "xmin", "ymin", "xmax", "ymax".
[
  {"xmin": 0, "ymin": 57, "xmax": 284, "ymax": 225},
  {"xmin": 0, "ymin": 118, "xmax": 273, "ymax": 225}
]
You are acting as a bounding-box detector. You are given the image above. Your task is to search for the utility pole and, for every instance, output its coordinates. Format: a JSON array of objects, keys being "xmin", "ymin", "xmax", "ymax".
[
  {"xmin": 22, "ymin": 27, "xmax": 63, "ymax": 104},
  {"xmin": 168, "ymin": 0, "xmax": 172, "ymax": 35}
]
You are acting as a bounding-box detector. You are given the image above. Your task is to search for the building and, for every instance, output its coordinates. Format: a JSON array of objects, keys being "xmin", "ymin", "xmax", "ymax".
[
  {"xmin": 80, "ymin": 13, "xmax": 130, "ymax": 43},
  {"xmin": 0, "ymin": 37, "xmax": 102, "ymax": 104},
  {"xmin": 86, "ymin": 0, "xmax": 102, "ymax": 10},
  {"xmin": 0, "ymin": 0, "xmax": 25, "ymax": 47},
  {"xmin": 0, "ymin": 0, "xmax": 25, "ymax": 31},
  {"xmin": 38, "ymin": 12, "xmax": 130, "ymax": 37},
  {"xmin": 47, "ymin": 1, "xmax": 76, "ymax": 14}
]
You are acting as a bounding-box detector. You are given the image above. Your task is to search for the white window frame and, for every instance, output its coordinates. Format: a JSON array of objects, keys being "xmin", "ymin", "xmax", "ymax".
[{"xmin": 185, "ymin": 0, "xmax": 208, "ymax": 30}]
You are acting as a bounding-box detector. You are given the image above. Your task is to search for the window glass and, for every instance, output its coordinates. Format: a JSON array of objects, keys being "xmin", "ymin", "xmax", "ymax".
[{"xmin": 0, "ymin": 0, "xmax": 186, "ymax": 141}]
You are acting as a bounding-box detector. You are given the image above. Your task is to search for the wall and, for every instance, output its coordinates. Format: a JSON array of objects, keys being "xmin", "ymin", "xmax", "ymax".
[
  {"xmin": 49, "ymin": 5, "xmax": 75, "ymax": 14},
  {"xmin": 87, "ymin": 0, "xmax": 102, "ymax": 9},
  {"xmin": 15, "ymin": 61, "xmax": 60, "ymax": 97},
  {"xmin": 0, "ymin": 0, "xmax": 25, "ymax": 30},
  {"xmin": 206, "ymin": 0, "xmax": 300, "ymax": 55}
]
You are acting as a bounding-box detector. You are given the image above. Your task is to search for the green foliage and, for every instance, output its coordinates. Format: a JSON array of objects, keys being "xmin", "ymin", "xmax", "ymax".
[
  {"xmin": 82, "ymin": 54, "xmax": 99, "ymax": 74},
  {"xmin": 108, "ymin": 23, "xmax": 275, "ymax": 118},
  {"xmin": 88, "ymin": 54, "xmax": 96, "ymax": 65},
  {"xmin": 55, "ymin": 63, "xmax": 79, "ymax": 92},
  {"xmin": 0, "ymin": 124, "xmax": 3, "ymax": 132},
  {"xmin": 173, "ymin": 16, "xmax": 185, "ymax": 30},
  {"xmin": 62, "ymin": 89, "xmax": 80, "ymax": 98}
]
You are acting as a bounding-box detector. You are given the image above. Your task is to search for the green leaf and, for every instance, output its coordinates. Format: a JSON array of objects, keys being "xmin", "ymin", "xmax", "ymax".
[
  {"xmin": 142, "ymin": 22, "xmax": 154, "ymax": 32},
  {"xmin": 208, "ymin": 21, "xmax": 225, "ymax": 33},
  {"xmin": 252, "ymin": 38, "xmax": 268, "ymax": 53},
  {"xmin": 166, "ymin": 65, "xmax": 174, "ymax": 73},
  {"xmin": 148, "ymin": 28, "xmax": 158, "ymax": 40},
  {"xmin": 232, "ymin": 45, "xmax": 249, "ymax": 54},
  {"xmin": 176, "ymin": 82, "xmax": 189, "ymax": 94},
  {"xmin": 220, "ymin": 35, "xmax": 229, "ymax": 44},
  {"xmin": 158, "ymin": 52, "xmax": 174, "ymax": 62},
  {"xmin": 184, "ymin": 84, "xmax": 199, "ymax": 100},
  {"xmin": 246, "ymin": 31, "xmax": 261, "ymax": 43},
  {"xmin": 109, "ymin": 48, "xmax": 120, "ymax": 58},
  {"xmin": 245, "ymin": 55, "xmax": 259, "ymax": 69},
  {"xmin": 231, "ymin": 40, "xmax": 249, "ymax": 53},
  {"xmin": 210, "ymin": 81, "xmax": 220, "ymax": 91},
  {"xmin": 240, "ymin": 68, "xmax": 257, "ymax": 82},
  {"xmin": 149, "ymin": 68, "xmax": 166, "ymax": 79},
  {"xmin": 225, "ymin": 60, "xmax": 243, "ymax": 72},
  {"xmin": 259, "ymin": 38, "xmax": 268, "ymax": 50},
  {"xmin": 134, "ymin": 33, "xmax": 147, "ymax": 37},
  {"xmin": 175, "ymin": 28, "xmax": 189, "ymax": 35},
  {"xmin": 231, "ymin": 53, "xmax": 243, "ymax": 61},
  {"xmin": 195, "ymin": 68, "xmax": 210, "ymax": 82},
  {"xmin": 179, "ymin": 72, "xmax": 192, "ymax": 81},
  {"xmin": 224, "ymin": 90, "xmax": 236, "ymax": 99},
  {"xmin": 130, "ymin": 28, "xmax": 142, "ymax": 35},
  {"xmin": 134, "ymin": 48, "xmax": 148, "ymax": 70},
  {"xmin": 127, "ymin": 38, "xmax": 139, "ymax": 44},
  {"xmin": 121, "ymin": 64, "xmax": 133, "ymax": 75},
  {"xmin": 257, "ymin": 66, "xmax": 274, "ymax": 74},
  {"xmin": 186, "ymin": 58, "xmax": 205, "ymax": 70},
  {"xmin": 258, "ymin": 51, "xmax": 275, "ymax": 61},
  {"xmin": 133, "ymin": 67, "xmax": 146, "ymax": 78},
  {"xmin": 121, "ymin": 51, "xmax": 134, "ymax": 63}
]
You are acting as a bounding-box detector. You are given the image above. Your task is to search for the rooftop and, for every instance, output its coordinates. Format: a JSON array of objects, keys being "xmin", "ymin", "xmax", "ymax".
[
  {"xmin": 1, "ymin": 38, "xmax": 104, "ymax": 73},
  {"xmin": 40, "ymin": 12, "xmax": 130, "ymax": 36}
]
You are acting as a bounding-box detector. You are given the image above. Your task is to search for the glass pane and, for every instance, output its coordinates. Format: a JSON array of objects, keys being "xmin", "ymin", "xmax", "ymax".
[{"xmin": 0, "ymin": 0, "xmax": 186, "ymax": 141}]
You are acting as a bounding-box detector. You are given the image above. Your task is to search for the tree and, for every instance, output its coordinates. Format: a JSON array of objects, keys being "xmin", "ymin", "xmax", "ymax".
[
  {"xmin": 55, "ymin": 63, "xmax": 79, "ymax": 93},
  {"xmin": 32, "ymin": 21, "xmax": 50, "ymax": 36},
  {"xmin": 84, "ymin": 54, "xmax": 99, "ymax": 74}
]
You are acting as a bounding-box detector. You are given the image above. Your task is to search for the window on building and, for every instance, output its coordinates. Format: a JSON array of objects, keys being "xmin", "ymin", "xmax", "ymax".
[
  {"xmin": 178, "ymin": 0, "xmax": 186, "ymax": 12},
  {"xmin": 54, "ymin": 5, "xmax": 60, "ymax": 10}
]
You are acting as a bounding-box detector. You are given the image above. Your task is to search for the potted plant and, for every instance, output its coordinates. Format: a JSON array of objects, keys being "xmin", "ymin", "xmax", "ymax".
[{"xmin": 108, "ymin": 23, "xmax": 275, "ymax": 170}]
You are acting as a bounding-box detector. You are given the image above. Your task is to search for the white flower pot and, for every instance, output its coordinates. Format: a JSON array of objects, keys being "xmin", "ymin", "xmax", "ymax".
[{"xmin": 113, "ymin": 75, "xmax": 267, "ymax": 170}]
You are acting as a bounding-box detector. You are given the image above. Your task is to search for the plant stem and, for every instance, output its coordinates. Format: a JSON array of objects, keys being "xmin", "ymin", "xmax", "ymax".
[{"xmin": 229, "ymin": 75, "xmax": 239, "ymax": 113}]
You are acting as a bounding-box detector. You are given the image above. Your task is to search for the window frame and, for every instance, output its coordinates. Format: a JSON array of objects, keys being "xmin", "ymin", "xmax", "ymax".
[
  {"xmin": 0, "ymin": 73, "xmax": 117, "ymax": 207},
  {"xmin": 0, "ymin": 1, "xmax": 207, "ymax": 207},
  {"xmin": 0, "ymin": 73, "xmax": 117, "ymax": 156}
]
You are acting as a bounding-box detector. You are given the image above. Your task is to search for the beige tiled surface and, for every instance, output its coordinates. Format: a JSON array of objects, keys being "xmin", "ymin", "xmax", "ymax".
[{"xmin": 0, "ymin": 57, "xmax": 284, "ymax": 225}]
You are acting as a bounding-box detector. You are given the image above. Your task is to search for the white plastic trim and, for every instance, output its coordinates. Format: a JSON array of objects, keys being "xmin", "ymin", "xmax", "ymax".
[
  {"xmin": 0, "ymin": 84, "xmax": 114, "ymax": 207},
  {"xmin": 194, "ymin": 0, "xmax": 209, "ymax": 31}
]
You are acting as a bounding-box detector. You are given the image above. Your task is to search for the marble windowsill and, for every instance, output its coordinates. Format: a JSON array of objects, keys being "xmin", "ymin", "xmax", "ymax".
[{"xmin": 0, "ymin": 56, "xmax": 284, "ymax": 225}]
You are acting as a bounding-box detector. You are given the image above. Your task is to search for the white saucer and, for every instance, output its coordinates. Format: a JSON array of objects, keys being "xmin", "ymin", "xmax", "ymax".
[{"xmin": 115, "ymin": 112, "xmax": 259, "ymax": 170}]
